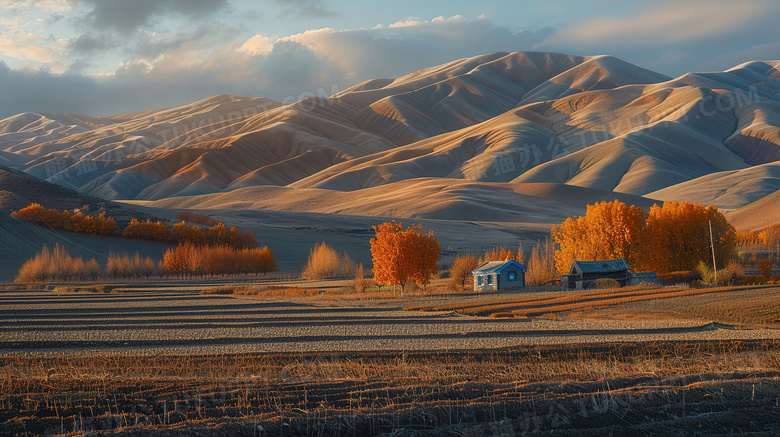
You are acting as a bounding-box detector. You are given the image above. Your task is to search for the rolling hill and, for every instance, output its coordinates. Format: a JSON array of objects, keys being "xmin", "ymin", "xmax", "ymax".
[{"xmin": 1, "ymin": 51, "xmax": 780, "ymax": 230}]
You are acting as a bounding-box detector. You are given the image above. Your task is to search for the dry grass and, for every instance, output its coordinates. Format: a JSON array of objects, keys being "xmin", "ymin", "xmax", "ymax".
[
  {"xmin": 51, "ymin": 284, "xmax": 120, "ymax": 294},
  {"xmin": 578, "ymin": 285, "xmax": 780, "ymax": 325},
  {"xmin": 407, "ymin": 284, "xmax": 780, "ymax": 319},
  {"xmin": 3, "ymin": 342, "xmax": 780, "ymax": 435},
  {"xmin": 198, "ymin": 277, "xmax": 472, "ymax": 301}
]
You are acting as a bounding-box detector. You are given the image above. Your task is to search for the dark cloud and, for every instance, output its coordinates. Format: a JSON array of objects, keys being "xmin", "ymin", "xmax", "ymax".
[
  {"xmin": 273, "ymin": 0, "xmax": 336, "ymax": 19},
  {"xmin": 66, "ymin": 0, "xmax": 230, "ymax": 58},
  {"xmin": 68, "ymin": 33, "xmax": 114, "ymax": 55},
  {"xmin": 77, "ymin": 0, "xmax": 229, "ymax": 34}
]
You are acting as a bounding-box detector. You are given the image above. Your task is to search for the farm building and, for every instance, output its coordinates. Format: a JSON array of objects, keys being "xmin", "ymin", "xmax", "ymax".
[
  {"xmin": 472, "ymin": 260, "xmax": 526, "ymax": 292},
  {"xmin": 562, "ymin": 258, "xmax": 657, "ymax": 290}
]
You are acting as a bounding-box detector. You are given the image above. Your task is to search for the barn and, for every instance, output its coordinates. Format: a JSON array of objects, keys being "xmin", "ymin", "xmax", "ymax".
[
  {"xmin": 562, "ymin": 258, "xmax": 657, "ymax": 290},
  {"xmin": 472, "ymin": 260, "xmax": 526, "ymax": 292}
]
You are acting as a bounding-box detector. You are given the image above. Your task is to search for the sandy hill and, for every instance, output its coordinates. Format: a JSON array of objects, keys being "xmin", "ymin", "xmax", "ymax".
[
  {"xmin": 1, "ymin": 52, "xmax": 780, "ymax": 231},
  {"xmin": 726, "ymin": 189, "xmax": 780, "ymax": 231},
  {"xmin": 0, "ymin": 52, "xmax": 675, "ymax": 202},
  {"xmin": 129, "ymin": 179, "xmax": 657, "ymax": 224}
]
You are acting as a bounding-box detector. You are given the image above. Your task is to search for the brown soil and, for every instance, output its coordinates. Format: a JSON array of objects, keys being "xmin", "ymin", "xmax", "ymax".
[{"xmin": 3, "ymin": 341, "xmax": 780, "ymax": 436}]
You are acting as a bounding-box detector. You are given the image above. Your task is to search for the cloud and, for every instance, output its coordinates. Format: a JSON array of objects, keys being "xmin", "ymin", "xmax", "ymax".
[
  {"xmin": 1, "ymin": 10, "xmax": 779, "ymax": 119},
  {"xmin": 273, "ymin": 0, "xmax": 336, "ymax": 19},
  {"xmin": 66, "ymin": 0, "xmax": 231, "ymax": 60},
  {"xmin": 0, "ymin": 0, "xmax": 71, "ymax": 11},
  {"xmin": 0, "ymin": 29, "xmax": 67, "ymax": 63},
  {"xmin": 539, "ymin": 0, "xmax": 780, "ymax": 74},
  {"xmin": 76, "ymin": 0, "xmax": 229, "ymax": 34},
  {"xmin": 281, "ymin": 16, "xmax": 551, "ymax": 80}
]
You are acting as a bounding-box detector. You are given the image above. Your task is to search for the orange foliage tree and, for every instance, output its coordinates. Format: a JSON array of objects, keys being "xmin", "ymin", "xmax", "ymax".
[
  {"xmin": 162, "ymin": 243, "xmax": 277, "ymax": 277},
  {"xmin": 370, "ymin": 221, "xmax": 439, "ymax": 292},
  {"xmin": 122, "ymin": 219, "xmax": 171, "ymax": 241},
  {"xmin": 170, "ymin": 221, "xmax": 206, "ymax": 246},
  {"xmin": 551, "ymin": 200, "xmax": 646, "ymax": 273},
  {"xmin": 67, "ymin": 211, "xmax": 119, "ymax": 236},
  {"xmin": 478, "ymin": 246, "xmax": 515, "ymax": 265},
  {"xmin": 11, "ymin": 203, "xmax": 63, "ymax": 229},
  {"xmin": 644, "ymin": 201, "xmax": 735, "ymax": 274}
]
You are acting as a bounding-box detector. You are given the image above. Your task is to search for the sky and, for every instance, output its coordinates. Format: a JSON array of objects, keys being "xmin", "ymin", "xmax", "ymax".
[{"xmin": 0, "ymin": 0, "xmax": 778, "ymax": 118}]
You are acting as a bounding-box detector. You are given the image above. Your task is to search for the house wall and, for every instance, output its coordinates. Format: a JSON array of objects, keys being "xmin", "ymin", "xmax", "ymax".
[
  {"xmin": 498, "ymin": 268, "xmax": 524, "ymax": 289},
  {"xmin": 473, "ymin": 268, "xmax": 525, "ymax": 292},
  {"xmin": 474, "ymin": 273, "xmax": 498, "ymax": 292}
]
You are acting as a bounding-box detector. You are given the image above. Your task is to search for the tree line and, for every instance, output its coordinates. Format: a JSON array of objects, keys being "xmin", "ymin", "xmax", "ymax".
[
  {"xmin": 12, "ymin": 203, "xmax": 257, "ymax": 249},
  {"xmin": 12, "ymin": 203, "xmax": 119, "ymax": 236},
  {"xmin": 16, "ymin": 244, "xmax": 277, "ymax": 283},
  {"xmin": 552, "ymin": 200, "xmax": 736, "ymax": 274}
]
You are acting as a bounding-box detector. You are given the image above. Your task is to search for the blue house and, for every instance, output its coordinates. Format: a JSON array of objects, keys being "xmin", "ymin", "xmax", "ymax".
[{"xmin": 472, "ymin": 260, "xmax": 527, "ymax": 292}]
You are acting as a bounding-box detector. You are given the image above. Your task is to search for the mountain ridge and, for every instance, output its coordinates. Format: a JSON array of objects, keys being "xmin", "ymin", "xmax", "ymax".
[{"xmin": 1, "ymin": 51, "xmax": 779, "ymax": 227}]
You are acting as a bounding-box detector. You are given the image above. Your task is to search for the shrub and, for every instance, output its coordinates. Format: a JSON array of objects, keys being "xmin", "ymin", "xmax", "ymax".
[
  {"xmin": 174, "ymin": 210, "xmax": 220, "ymax": 227},
  {"xmin": 353, "ymin": 262, "xmax": 369, "ymax": 293},
  {"xmin": 587, "ymin": 278, "xmax": 621, "ymax": 290},
  {"xmin": 657, "ymin": 271, "xmax": 695, "ymax": 285},
  {"xmin": 715, "ymin": 260, "xmax": 744, "ymax": 285},
  {"xmin": 738, "ymin": 275, "xmax": 767, "ymax": 285},
  {"xmin": 759, "ymin": 259, "xmax": 773, "ymax": 277},
  {"xmin": 449, "ymin": 254, "xmax": 477, "ymax": 291},
  {"xmin": 302, "ymin": 242, "xmax": 355, "ymax": 279},
  {"xmin": 695, "ymin": 260, "xmax": 714, "ymax": 284}
]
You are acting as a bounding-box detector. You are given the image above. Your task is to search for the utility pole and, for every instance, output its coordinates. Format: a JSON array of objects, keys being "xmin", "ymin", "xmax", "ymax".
[{"xmin": 709, "ymin": 220, "xmax": 717, "ymax": 285}]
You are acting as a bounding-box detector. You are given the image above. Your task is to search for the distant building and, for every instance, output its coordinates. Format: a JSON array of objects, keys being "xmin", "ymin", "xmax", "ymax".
[
  {"xmin": 472, "ymin": 260, "xmax": 526, "ymax": 292},
  {"xmin": 562, "ymin": 258, "xmax": 657, "ymax": 290}
]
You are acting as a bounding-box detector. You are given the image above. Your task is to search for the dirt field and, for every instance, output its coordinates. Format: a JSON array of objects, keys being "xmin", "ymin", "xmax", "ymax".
[
  {"xmin": 4, "ymin": 285, "xmax": 780, "ymax": 356},
  {"xmin": 3, "ymin": 342, "xmax": 780, "ymax": 436},
  {"xmin": 4, "ymin": 283, "xmax": 780, "ymax": 435}
]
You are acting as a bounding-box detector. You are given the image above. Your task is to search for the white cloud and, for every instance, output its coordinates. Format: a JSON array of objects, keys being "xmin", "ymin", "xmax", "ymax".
[
  {"xmin": 1, "ymin": 8, "xmax": 779, "ymax": 119},
  {"xmin": 0, "ymin": 0, "xmax": 72, "ymax": 11},
  {"xmin": 240, "ymin": 34, "xmax": 275, "ymax": 56},
  {"xmin": 0, "ymin": 29, "xmax": 66, "ymax": 63}
]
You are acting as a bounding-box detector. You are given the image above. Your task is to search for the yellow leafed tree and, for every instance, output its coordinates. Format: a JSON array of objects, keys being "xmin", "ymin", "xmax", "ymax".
[
  {"xmin": 370, "ymin": 221, "xmax": 439, "ymax": 293},
  {"xmin": 644, "ymin": 201, "xmax": 735, "ymax": 274},
  {"xmin": 551, "ymin": 200, "xmax": 646, "ymax": 273}
]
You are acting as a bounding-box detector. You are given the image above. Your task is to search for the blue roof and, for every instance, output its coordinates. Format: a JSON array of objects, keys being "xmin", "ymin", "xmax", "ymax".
[{"xmin": 473, "ymin": 260, "xmax": 527, "ymax": 274}]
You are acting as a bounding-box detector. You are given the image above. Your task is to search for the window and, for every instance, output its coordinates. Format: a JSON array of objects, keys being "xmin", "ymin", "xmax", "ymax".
[
  {"xmin": 487, "ymin": 275, "xmax": 492, "ymax": 285},
  {"xmin": 477, "ymin": 276, "xmax": 483, "ymax": 286},
  {"xmin": 508, "ymin": 271, "xmax": 516, "ymax": 281}
]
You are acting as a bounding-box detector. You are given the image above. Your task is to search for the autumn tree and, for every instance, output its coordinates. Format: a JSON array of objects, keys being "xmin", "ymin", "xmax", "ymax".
[
  {"xmin": 516, "ymin": 242, "xmax": 525, "ymax": 266},
  {"xmin": 551, "ymin": 200, "xmax": 646, "ymax": 273},
  {"xmin": 170, "ymin": 221, "xmax": 206, "ymax": 246},
  {"xmin": 162, "ymin": 244, "xmax": 277, "ymax": 277},
  {"xmin": 478, "ymin": 246, "xmax": 515, "ymax": 265},
  {"xmin": 122, "ymin": 219, "xmax": 171, "ymax": 241},
  {"xmin": 526, "ymin": 237, "xmax": 558, "ymax": 286},
  {"xmin": 206, "ymin": 222, "xmax": 231, "ymax": 246},
  {"xmin": 449, "ymin": 253, "xmax": 477, "ymax": 291},
  {"xmin": 301, "ymin": 242, "xmax": 355, "ymax": 279},
  {"xmin": 370, "ymin": 221, "xmax": 440, "ymax": 293},
  {"xmin": 644, "ymin": 201, "xmax": 735, "ymax": 274},
  {"xmin": 11, "ymin": 203, "xmax": 63, "ymax": 229}
]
